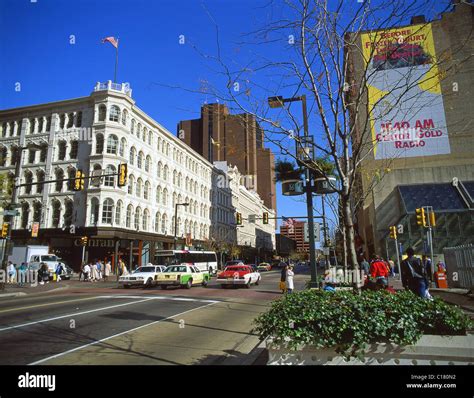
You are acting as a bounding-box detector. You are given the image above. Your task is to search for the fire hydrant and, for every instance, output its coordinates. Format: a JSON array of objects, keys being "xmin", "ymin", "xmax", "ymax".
[{"xmin": 434, "ymin": 265, "xmax": 448, "ymax": 289}]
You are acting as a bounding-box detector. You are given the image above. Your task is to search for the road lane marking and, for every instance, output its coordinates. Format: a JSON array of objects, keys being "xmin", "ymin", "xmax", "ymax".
[
  {"xmin": 0, "ymin": 297, "xmax": 156, "ymax": 332},
  {"xmin": 29, "ymin": 301, "xmax": 218, "ymax": 365},
  {"xmin": 0, "ymin": 296, "xmax": 100, "ymax": 314},
  {"xmin": 98, "ymin": 295, "xmax": 218, "ymax": 303}
]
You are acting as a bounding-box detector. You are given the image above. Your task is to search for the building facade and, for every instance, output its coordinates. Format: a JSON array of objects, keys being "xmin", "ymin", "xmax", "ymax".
[
  {"xmin": 346, "ymin": 2, "xmax": 474, "ymax": 259},
  {"xmin": 177, "ymin": 103, "xmax": 277, "ymax": 210},
  {"xmin": 279, "ymin": 221, "xmax": 309, "ymax": 254},
  {"xmin": 0, "ymin": 81, "xmax": 275, "ymax": 270}
]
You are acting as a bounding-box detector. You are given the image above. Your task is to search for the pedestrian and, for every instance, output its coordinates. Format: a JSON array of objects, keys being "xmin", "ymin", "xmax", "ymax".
[
  {"xmin": 55, "ymin": 263, "xmax": 64, "ymax": 282},
  {"xmin": 388, "ymin": 258, "xmax": 396, "ymax": 277},
  {"xmin": 368, "ymin": 255, "xmax": 389, "ymax": 289},
  {"xmin": 90, "ymin": 262, "xmax": 99, "ymax": 282},
  {"xmin": 96, "ymin": 260, "xmax": 102, "ymax": 280},
  {"xmin": 401, "ymin": 247, "xmax": 430, "ymax": 298},
  {"xmin": 7, "ymin": 262, "xmax": 16, "ymax": 284},
  {"xmin": 38, "ymin": 263, "xmax": 50, "ymax": 285},
  {"xmin": 78, "ymin": 263, "xmax": 84, "ymax": 281},
  {"xmin": 18, "ymin": 262, "xmax": 27, "ymax": 286},
  {"xmin": 286, "ymin": 265, "xmax": 294, "ymax": 294},
  {"xmin": 323, "ymin": 269, "xmax": 337, "ymax": 292},
  {"xmin": 82, "ymin": 263, "xmax": 91, "ymax": 282},
  {"xmin": 422, "ymin": 255, "xmax": 433, "ymax": 284},
  {"xmin": 360, "ymin": 257, "xmax": 370, "ymax": 275},
  {"xmin": 279, "ymin": 264, "xmax": 287, "ymax": 293},
  {"xmin": 104, "ymin": 259, "xmax": 111, "ymax": 282}
]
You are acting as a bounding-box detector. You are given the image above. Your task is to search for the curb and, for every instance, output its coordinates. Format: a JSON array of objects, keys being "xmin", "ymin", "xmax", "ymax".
[
  {"xmin": 0, "ymin": 284, "xmax": 70, "ymax": 299},
  {"xmin": 248, "ymin": 338, "xmax": 269, "ymax": 365},
  {"xmin": 0, "ymin": 292, "xmax": 27, "ymax": 298}
]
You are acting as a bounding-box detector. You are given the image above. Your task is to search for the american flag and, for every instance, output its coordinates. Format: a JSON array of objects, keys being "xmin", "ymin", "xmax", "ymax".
[
  {"xmin": 101, "ymin": 36, "xmax": 119, "ymax": 49},
  {"xmin": 282, "ymin": 217, "xmax": 296, "ymax": 233}
]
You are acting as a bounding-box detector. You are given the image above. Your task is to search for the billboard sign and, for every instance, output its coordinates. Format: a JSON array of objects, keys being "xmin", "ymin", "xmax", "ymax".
[{"xmin": 361, "ymin": 24, "xmax": 450, "ymax": 160}]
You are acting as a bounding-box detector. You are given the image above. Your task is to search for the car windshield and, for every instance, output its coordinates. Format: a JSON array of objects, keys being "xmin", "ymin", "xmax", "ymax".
[
  {"xmin": 134, "ymin": 267, "xmax": 155, "ymax": 273},
  {"xmin": 41, "ymin": 255, "xmax": 57, "ymax": 262},
  {"xmin": 164, "ymin": 266, "xmax": 187, "ymax": 273}
]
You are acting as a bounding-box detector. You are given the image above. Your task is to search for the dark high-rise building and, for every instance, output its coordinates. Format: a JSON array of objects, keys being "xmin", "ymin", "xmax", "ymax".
[{"xmin": 178, "ymin": 103, "xmax": 276, "ymax": 210}]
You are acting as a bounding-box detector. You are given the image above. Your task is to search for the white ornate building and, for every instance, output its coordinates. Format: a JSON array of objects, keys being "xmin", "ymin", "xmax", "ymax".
[{"xmin": 0, "ymin": 81, "xmax": 275, "ymax": 269}]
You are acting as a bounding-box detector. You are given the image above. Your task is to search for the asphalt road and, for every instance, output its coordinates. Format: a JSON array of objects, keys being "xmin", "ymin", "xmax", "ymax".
[{"xmin": 0, "ymin": 268, "xmax": 308, "ymax": 365}]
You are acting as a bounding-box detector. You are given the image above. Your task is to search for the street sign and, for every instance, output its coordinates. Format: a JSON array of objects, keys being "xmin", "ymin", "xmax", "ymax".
[
  {"xmin": 323, "ymin": 247, "xmax": 330, "ymax": 256},
  {"xmin": 304, "ymin": 222, "xmax": 320, "ymax": 243},
  {"xmin": 248, "ymin": 214, "xmax": 256, "ymax": 223},
  {"xmin": 1, "ymin": 210, "xmax": 20, "ymax": 216}
]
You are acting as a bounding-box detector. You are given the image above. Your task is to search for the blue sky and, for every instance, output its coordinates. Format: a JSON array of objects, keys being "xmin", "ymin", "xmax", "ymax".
[{"xmin": 0, "ymin": 0, "xmax": 450, "ymax": 236}]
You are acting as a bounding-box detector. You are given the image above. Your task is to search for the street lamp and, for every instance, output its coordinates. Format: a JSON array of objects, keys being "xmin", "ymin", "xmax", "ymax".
[
  {"xmin": 268, "ymin": 94, "xmax": 319, "ymax": 288},
  {"xmin": 1, "ymin": 142, "xmax": 43, "ymax": 290},
  {"xmin": 174, "ymin": 202, "xmax": 189, "ymax": 249}
]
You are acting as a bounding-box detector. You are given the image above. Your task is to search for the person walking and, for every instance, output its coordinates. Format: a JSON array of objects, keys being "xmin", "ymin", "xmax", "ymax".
[
  {"xmin": 369, "ymin": 255, "xmax": 389, "ymax": 289},
  {"xmin": 78, "ymin": 263, "xmax": 84, "ymax": 281},
  {"xmin": 401, "ymin": 247, "xmax": 430, "ymax": 298},
  {"xmin": 104, "ymin": 259, "xmax": 111, "ymax": 282},
  {"xmin": 388, "ymin": 258, "xmax": 396, "ymax": 277},
  {"xmin": 18, "ymin": 262, "xmax": 27, "ymax": 286},
  {"xmin": 422, "ymin": 255, "xmax": 433, "ymax": 285},
  {"xmin": 82, "ymin": 263, "xmax": 91, "ymax": 282},
  {"xmin": 279, "ymin": 264, "xmax": 287, "ymax": 293},
  {"xmin": 90, "ymin": 262, "xmax": 99, "ymax": 282},
  {"xmin": 286, "ymin": 265, "xmax": 295, "ymax": 294},
  {"xmin": 360, "ymin": 257, "xmax": 370, "ymax": 275},
  {"xmin": 55, "ymin": 263, "xmax": 64, "ymax": 282},
  {"xmin": 7, "ymin": 262, "xmax": 16, "ymax": 284}
]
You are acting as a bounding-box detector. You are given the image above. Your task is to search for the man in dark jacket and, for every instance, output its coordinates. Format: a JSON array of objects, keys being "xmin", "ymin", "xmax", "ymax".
[{"xmin": 401, "ymin": 247, "xmax": 428, "ymax": 297}]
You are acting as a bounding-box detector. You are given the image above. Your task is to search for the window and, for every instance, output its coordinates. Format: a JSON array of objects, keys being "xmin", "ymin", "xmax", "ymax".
[
  {"xmin": 0, "ymin": 146, "xmax": 6, "ymax": 166},
  {"xmin": 148, "ymin": 132, "xmax": 152, "ymax": 146},
  {"xmin": 96, "ymin": 133, "xmax": 104, "ymax": 154},
  {"xmin": 28, "ymin": 149, "xmax": 35, "ymax": 164},
  {"xmin": 24, "ymin": 172, "xmax": 33, "ymax": 194},
  {"xmin": 21, "ymin": 203, "xmax": 29, "ymax": 229},
  {"xmin": 137, "ymin": 123, "xmax": 141, "ymax": 139},
  {"xmin": 106, "ymin": 135, "xmax": 118, "ymax": 154},
  {"xmin": 157, "ymin": 162, "xmax": 162, "ymax": 178},
  {"xmin": 55, "ymin": 169, "xmax": 64, "ymax": 192},
  {"xmin": 157, "ymin": 137, "xmax": 161, "ymax": 152},
  {"xmin": 67, "ymin": 113, "xmax": 74, "ymax": 128},
  {"xmin": 67, "ymin": 168, "xmax": 76, "ymax": 191},
  {"xmin": 163, "ymin": 166, "xmax": 169, "ymax": 181},
  {"xmin": 102, "ymin": 199, "xmax": 114, "ymax": 224},
  {"xmin": 29, "ymin": 119, "xmax": 35, "ymax": 134},
  {"xmin": 58, "ymin": 141, "xmax": 67, "ymax": 161},
  {"xmin": 163, "ymin": 189, "xmax": 168, "ymax": 206},
  {"xmin": 134, "ymin": 207, "xmax": 142, "ymax": 230},
  {"xmin": 69, "ymin": 141, "xmax": 78, "ymax": 159},
  {"xmin": 126, "ymin": 205, "xmax": 133, "ymax": 228},
  {"xmin": 91, "ymin": 164, "xmax": 102, "ymax": 187},
  {"xmin": 154, "ymin": 212, "xmax": 161, "ymax": 232},
  {"xmin": 46, "ymin": 116, "xmax": 52, "ymax": 131},
  {"xmin": 76, "ymin": 112, "xmax": 82, "ymax": 127},
  {"xmin": 129, "ymin": 147, "xmax": 136, "ymax": 166},
  {"xmin": 40, "ymin": 144, "xmax": 47, "ymax": 162},
  {"xmin": 59, "ymin": 114, "xmax": 66, "ymax": 129},
  {"xmin": 104, "ymin": 165, "xmax": 116, "ymax": 187},
  {"xmin": 136, "ymin": 178, "xmax": 143, "ymax": 197},
  {"xmin": 156, "ymin": 186, "xmax": 162, "ymax": 203},
  {"xmin": 131, "ymin": 119, "xmax": 135, "ymax": 134},
  {"xmin": 122, "ymin": 109, "xmax": 128, "ymax": 125},
  {"xmin": 115, "ymin": 200, "xmax": 123, "ymax": 225},
  {"xmin": 119, "ymin": 138, "xmax": 126, "ymax": 157},
  {"xmin": 144, "ymin": 181, "xmax": 151, "ymax": 200},
  {"xmin": 33, "ymin": 201, "xmax": 42, "ymax": 222},
  {"xmin": 64, "ymin": 200, "xmax": 73, "ymax": 227},
  {"xmin": 128, "ymin": 175, "xmax": 134, "ymax": 194},
  {"xmin": 143, "ymin": 209, "xmax": 150, "ymax": 231},
  {"xmin": 109, "ymin": 105, "xmax": 120, "ymax": 122},
  {"xmin": 145, "ymin": 156, "xmax": 151, "ymax": 172},
  {"xmin": 52, "ymin": 200, "xmax": 61, "ymax": 228},
  {"xmin": 161, "ymin": 214, "xmax": 167, "ymax": 234},
  {"xmin": 36, "ymin": 171, "xmax": 45, "ymax": 194},
  {"xmin": 137, "ymin": 152, "xmax": 143, "ymax": 169},
  {"xmin": 143, "ymin": 128, "xmax": 147, "ymax": 143}
]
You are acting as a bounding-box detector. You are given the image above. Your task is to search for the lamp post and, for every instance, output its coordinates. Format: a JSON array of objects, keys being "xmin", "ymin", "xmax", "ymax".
[
  {"xmin": 174, "ymin": 202, "xmax": 189, "ymax": 249},
  {"xmin": 268, "ymin": 95, "xmax": 319, "ymax": 288},
  {"xmin": 1, "ymin": 143, "xmax": 42, "ymax": 290}
]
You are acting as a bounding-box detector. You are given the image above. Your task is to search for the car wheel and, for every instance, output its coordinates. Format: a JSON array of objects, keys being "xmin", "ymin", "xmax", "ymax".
[
  {"xmin": 202, "ymin": 278, "xmax": 208, "ymax": 287},
  {"xmin": 185, "ymin": 279, "xmax": 192, "ymax": 289},
  {"xmin": 245, "ymin": 280, "xmax": 251, "ymax": 289},
  {"xmin": 145, "ymin": 278, "xmax": 153, "ymax": 288},
  {"xmin": 255, "ymin": 278, "xmax": 260, "ymax": 286}
]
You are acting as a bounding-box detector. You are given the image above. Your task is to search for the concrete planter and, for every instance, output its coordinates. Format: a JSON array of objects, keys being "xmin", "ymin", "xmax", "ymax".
[{"xmin": 267, "ymin": 334, "xmax": 474, "ymax": 365}]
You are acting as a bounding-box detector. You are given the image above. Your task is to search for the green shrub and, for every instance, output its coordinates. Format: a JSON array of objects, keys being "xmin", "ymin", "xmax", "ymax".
[{"xmin": 252, "ymin": 289, "xmax": 473, "ymax": 359}]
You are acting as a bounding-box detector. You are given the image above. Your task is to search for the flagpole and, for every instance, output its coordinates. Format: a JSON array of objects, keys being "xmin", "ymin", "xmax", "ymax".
[{"xmin": 114, "ymin": 37, "xmax": 119, "ymax": 83}]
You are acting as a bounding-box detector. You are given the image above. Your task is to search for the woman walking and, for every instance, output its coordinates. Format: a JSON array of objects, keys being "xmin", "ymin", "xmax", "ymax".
[
  {"xmin": 286, "ymin": 265, "xmax": 295, "ymax": 294},
  {"xmin": 279, "ymin": 264, "xmax": 287, "ymax": 293}
]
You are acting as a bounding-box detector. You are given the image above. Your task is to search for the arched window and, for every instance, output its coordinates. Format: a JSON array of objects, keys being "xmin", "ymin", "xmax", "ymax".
[
  {"xmin": 76, "ymin": 112, "xmax": 82, "ymax": 127},
  {"xmin": 137, "ymin": 123, "xmax": 142, "ymax": 139},
  {"xmin": 163, "ymin": 189, "xmax": 168, "ymax": 206},
  {"xmin": 143, "ymin": 209, "xmax": 150, "ymax": 231},
  {"xmin": 96, "ymin": 133, "xmax": 104, "ymax": 154},
  {"xmin": 122, "ymin": 109, "xmax": 128, "ymax": 125},
  {"xmin": 131, "ymin": 119, "xmax": 136, "ymax": 134},
  {"xmin": 51, "ymin": 200, "xmax": 61, "ymax": 228},
  {"xmin": 102, "ymin": 198, "xmax": 114, "ymax": 224},
  {"xmin": 173, "ymin": 170, "xmax": 177, "ymax": 185},
  {"xmin": 109, "ymin": 105, "xmax": 120, "ymax": 122},
  {"xmin": 154, "ymin": 212, "xmax": 161, "ymax": 233},
  {"xmin": 145, "ymin": 156, "xmax": 151, "ymax": 172},
  {"xmin": 69, "ymin": 141, "xmax": 78, "ymax": 159},
  {"xmin": 21, "ymin": 203, "xmax": 30, "ymax": 229},
  {"xmin": 106, "ymin": 135, "xmax": 118, "ymax": 154},
  {"xmin": 134, "ymin": 207, "xmax": 142, "ymax": 230},
  {"xmin": 59, "ymin": 114, "xmax": 66, "ymax": 129},
  {"xmin": 166, "ymin": 143, "xmax": 170, "ymax": 156},
  {"xmin": 40, "ymin": 144, "xmax": 47, "ymax": 162},
  {"xmin": 55, "ymin": 169, "xmax": 64, "ymax": 192},
  {"xmin": 115, "ymin": 200, "xmax": 123, "ymax": 225},
  {"xmin": 144, "ymin": 181, "xmax": 151, "ymax": 200},
  {"xmin": 136, "ymin": 178, "xmax": 143, "ymax": 197},
  {"xmin": 33, "ymin": 201, "xmax": 42, "ymax": 223},
  {"xmin": 161, "ymin": 140, "xmax": 166, "ymax": 153},
  {"xmin": 143, "ymin": 128, "xmax": 147, "ymax": 143},
  {"xmin": 0, "ymin": 146, "xmax": 7, "ymax": 166},
  {"xmin": 104, "ymin": 165, "xmax": 116, "ymax": 187},
  {"xmin": 178, "ymin": 172, "xmax": 182, "ymax": 188},
  {"xmin": 137, "ymin": 151, "xmax": 143, "ymax": 169},
  {"xmin": 67, "ymin": 168, "xmax": 76, "ymax": 191},
  {"xmin": 128, "ymin": 175, "xmax": 135, "ymax": 195},
  {"xmin": 58, "ymin": 141, "xmax": 67, "ymax": 160},
  {"xmin": 129, "ymin": 147, "xmax": 136, "ymax": 166},
  {"xmin": 91, "ymin": 164, "xmax": 102, "ymax": 187},
  {"xmin": 119, "ymin": 138, "xmax": 126, "ymax": 157},
  {"xmin": 148, "ymin": 132, "xmax": 152, "ymax": 146},
  {"xmin": 98, "ymin": 104, "xmax": 107, "ymax": 122},
  {"xmin": 64, "ymin": 200, "xmax": 73, "ymax": 227},
  {"xmin": 36, "ymin": 171, "xmax": 45, "ymax": 194},
  {"xmin": 157, "ymin": 137, "xmax": 161, "ymax": 152},
  {"xmin": 156, "ymin": 186, "xmax": 162, "ymax": 203},
  {"xmin": 67, "ymin": 113, "xmax": 74, "ymax": 128},
  {"xmin": 157, "ymin": 162, "xmax": 162, "ymax": 178},
  {"xmin": 126, "ymin": 205, "xmax": 133, "ymax": 228},
  {"xmin": 28, "ymin": 118, "xmax": 35, "ymax": 134},
  {"xmin": 161, "ymin": 214, "xmax": 168, "ymax": 234}
]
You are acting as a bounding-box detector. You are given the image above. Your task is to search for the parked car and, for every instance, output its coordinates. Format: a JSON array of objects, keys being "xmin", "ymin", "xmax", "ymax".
[
  {"xmin": 119, "ymin": 265, "xmax": 166, "ymax": 288},
  {"xmin": 155, "ymin": 265, "xmax": 210, "ymax": 289},
  {"xmin": 248, "ymin": 264, "xmax": 258, "ymax": 272},
  {"xmin": 217, "ymin": 265, "xmax": 261, "ymax": 288},
  {"xmin": 257, "ymin": 262, "xmax": 272, "ymax": 272}
]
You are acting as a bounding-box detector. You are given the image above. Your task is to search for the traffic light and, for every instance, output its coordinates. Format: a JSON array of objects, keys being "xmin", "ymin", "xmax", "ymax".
[
  {"xmin": 389, "ymin": 225, "xmax": 397, "ymax": 239},
  {"xmin": 236, "ymin": 212, "xmax": 242, "ymax": 225},
  {"xmin": 118, "ymin": 163, "xmax": 128, "ymax": 187},
  {"xmin": 80, "ymin": 236, "xmax": 88, "ymax": 246},
  {"xmin": 74, "ymin": 170, "xmax": 85, "ymax": 191},
  {"xmin": 416, "ymin": 207, "xmax": 426, "ymax": 227},
  {"xmin": 263, "ymin": 212, "xmax": 269, "ymax": 224},
  {"xmin": 1, "ymin": 222, "xmax": 10, "ymax": 238},
  {"xmin": 429, "ymin": 210, "xmax": 436, "ymax": 227}
]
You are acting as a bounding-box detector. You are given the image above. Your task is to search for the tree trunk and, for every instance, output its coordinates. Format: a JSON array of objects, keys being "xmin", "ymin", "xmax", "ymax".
[{"xmin": 342, "ymin": 194, "xmax": 359, "ymax": 270}]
